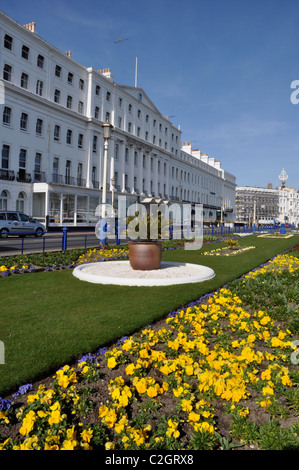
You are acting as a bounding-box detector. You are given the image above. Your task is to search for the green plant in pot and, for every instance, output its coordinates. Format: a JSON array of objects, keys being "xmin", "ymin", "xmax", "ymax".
[{"xmin": 127, "ymin": 212, "xmax": 170, "ymax": 270}]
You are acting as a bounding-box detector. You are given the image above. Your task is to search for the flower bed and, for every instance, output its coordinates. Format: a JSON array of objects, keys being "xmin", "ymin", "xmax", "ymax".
[
  {"xmin": 0, "ymin": 238, "xmax": 223, "ymax": 277},
  {"xmin": 203, "ymin": 246, "xmax": 255, "ymax": 256},
  {"xmin": 76, "ymin": 247, "xmax": 129, "ymax": 265},
  {"xmin": 257, "ymin": 233, "xmax": 293, "ymax": 239},
  {"xmin": 0, "ymin": 247, "xmax": 129, "ymax": 277},
  {"xmin": 0, "ymin": 251, "xmax": 298, "ymax": 450}
]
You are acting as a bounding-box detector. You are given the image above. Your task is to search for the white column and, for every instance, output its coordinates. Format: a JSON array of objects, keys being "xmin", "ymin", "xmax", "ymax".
[
  {"xmin": 98, "ymin": 132, "xmax": 103, "ymax": 192},
  {"xmin": 137, "ymin": 147, "xmax": 143, "ymax": 194},
  {"xmin": 153, "ymin": 155, "xmax": 158, "ymax": 196},
  {"xmin": 119, "ymin": 142, "xmax": 126, "ymax": 192},
  {"xmin": 60, "ymin": 193, "xmax": 63, "ymax": 224},
  {"xmin": 129, "ymin": 145, "xmax": 134, "ymax": 192},
  {"xmin": 74, "ymin": 194, "xmax": 78, "ymax": 226},
  {"xmin": 85, "ymin": 126, "xmax": 92, "ymax": 188},
  {"xmin": 165, "ymin": 160, "xmax": 170, "ymax": 198},
  {"xmin": 45, "ymin": 188, "xmax": 50, "ymax": 220},
  {"xmin": 148, "ymin": 152, "xmax": 153, "ymax": 195},
  {"xmin": 109, "ymin": 141, "xmax": 115, "ymax": 191},
  {"xmin": 86, "ymin": 69, "xmax": 93, "ymax": 119}
]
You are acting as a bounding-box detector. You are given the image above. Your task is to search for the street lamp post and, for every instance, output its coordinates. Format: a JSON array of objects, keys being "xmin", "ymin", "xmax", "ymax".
[
  {"xmin": 100, "ymin": 118, "xmax": 113, "ymax": 246},
  {"xmin": 279, "ymin": 168, "xmax": 288, "ymax": 235},
  {"xmin": 221, "ymin": 202, "xmax": 225, "ymax": 224}
]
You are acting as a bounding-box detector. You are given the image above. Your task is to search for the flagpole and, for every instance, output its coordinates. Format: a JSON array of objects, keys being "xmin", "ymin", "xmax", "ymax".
[{"xmin": 135, "ymin": 57, "xmax": 138, "ymax": 87}]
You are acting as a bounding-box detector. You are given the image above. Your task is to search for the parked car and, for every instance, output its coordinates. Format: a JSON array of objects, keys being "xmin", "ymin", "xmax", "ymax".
[{"xmin": 0, "ymin": 211, "xmax": 46, "ymax": 238}]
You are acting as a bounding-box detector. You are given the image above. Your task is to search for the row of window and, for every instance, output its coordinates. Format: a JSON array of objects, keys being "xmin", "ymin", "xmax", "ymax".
[
  {"xmin": 3, "ymin": 34, "xmax": 179, "ymax": 147},
  {"xmin": 3, "ymin": 64, "xmax": 86, "ymax": 114},
  {"xmin": 0, "ymin": 190, "xmax": 26, "ymax": 212},
  {"xmin": 108, "ymin": 170, "xmax": 204, "ymax": 202},
  {"xmin": 1, "ymin": 144, "xmax": 41, "ymax": 171},
  {"xmin": 3, "ymin": 58, "xmax": 178, "ymax": 141},
  {"xmin": 4, "ymin": 33, "xmax": 86, "ymax": 88},
  {"xmin": 4, "ymin": 36, "xmax": 174, "ymax": 131},
  {"xmin": 3, "ymin": 30, "xmax": 181, "ymax": 144},
  {"xmin": 2, "ymin": 108, "xmax": 219, "ymax": 191},
  {"xmin": 2, "ymin": 108, "xmax": 169, "ymax": 159},
  {"xmin": 1, "ymin": 141, "xmax": 219, "ymax": 206},
  {"xmin": 3, "ymin": 103, "xmax": 177, "ymax": 157},
  {"xmin": 1, "ymin": 143, "xmax": 90, "ymax": 186},
  {"xmin": 1, "ymin": 136, "xmax": 203, "ymax": 191},
  {"xmin": 2, "ymin": 107, "xmax": 88, "ymax": 149},
  {"xmin": 3, "ymin": 65, "xmax": 174, "ymax": 145}
]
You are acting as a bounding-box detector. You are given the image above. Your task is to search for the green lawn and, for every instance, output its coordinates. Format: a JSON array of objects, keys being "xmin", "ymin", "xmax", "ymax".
[{"xmin": 0, "ymin": 234, "xmax": 298, "ymax": 396}]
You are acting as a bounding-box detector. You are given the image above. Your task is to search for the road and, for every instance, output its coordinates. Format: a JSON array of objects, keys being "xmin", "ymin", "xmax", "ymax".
[{"xmin": 0, "ymin": 230, "xmax": 108, "ymax": 257}]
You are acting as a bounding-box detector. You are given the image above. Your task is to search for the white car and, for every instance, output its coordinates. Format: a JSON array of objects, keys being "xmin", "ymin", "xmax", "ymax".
[{"xmin": 0, "ymin": 211, "xmax": 46, "ymax": 238}]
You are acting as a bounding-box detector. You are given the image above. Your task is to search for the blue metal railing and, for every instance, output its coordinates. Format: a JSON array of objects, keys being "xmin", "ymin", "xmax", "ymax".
[
  {"xmin": 0, "ymin": 230, "xmax": 100, "ymax": 256},
  {"xmin": 0, "ymin": 223, "xmax": 294, "ymax": 256}
]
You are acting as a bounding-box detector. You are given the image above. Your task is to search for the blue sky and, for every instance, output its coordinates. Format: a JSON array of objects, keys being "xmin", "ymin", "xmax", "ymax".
[{"xmin": 2, "ymin": 0, "xmax": 299, "ymax": 188}]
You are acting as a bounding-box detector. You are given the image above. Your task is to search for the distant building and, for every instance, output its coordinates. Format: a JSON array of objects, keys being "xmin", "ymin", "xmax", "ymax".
[
  {"xmin": 0, "ymin": 11, "xmax": 236, "ymax": 227},
  {"xmin": 278, "ymin": 185, "xmax": 299, "ymax": 227},
  {"xmin": 236, "ymin": 183, "xmax": 299, "ymax": 226},
  {"xmin": 181, "ymin": 143, "xmax": 236, "ymax": 224}
]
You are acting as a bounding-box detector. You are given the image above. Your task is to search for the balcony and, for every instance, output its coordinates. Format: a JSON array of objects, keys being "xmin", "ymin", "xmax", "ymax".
[
  {"xmin": 33, "ymin": 172, "xmax": 46, "ymax": 182},
  {"xmin": 51, "ymin": 174, "xmax": 64, "ymax": 184},
  {"xmin": 65, "ymin": 175, "xmax": 75, "ymax": 186},
  {"xmin": 17, "ymin": 171, "xmax": 32, "ymax": 183},
  {"xmin": 51, "ymin": 174, "xmax": 86, "ymax": 187},
  {"xmin": 76, "ymin": 177, "xmax": 86, "ymax": 187},
  {"xmin": 91, "ymin": 180, "xmax": 99, "ymax": 189},
  {"xmin": 0, "ymin": 169, "xmax": 15, "ymax": 181}
]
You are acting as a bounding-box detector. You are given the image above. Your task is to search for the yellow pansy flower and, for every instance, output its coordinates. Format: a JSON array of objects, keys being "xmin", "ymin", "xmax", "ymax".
[
  {"xmin": 48, "ymin": 409, "xmax": 61, "ymax": 426},
  {"xmin": 60, "ymin": 439, "xmax": 78, "ymax": 450},
  {"xmin": 181, "ymin": 399, "xmax": 192, "ymax": 412},
  {"xmin": 262, "ymin": 386, "xmax": 274, "ymax": 396},
  {"xmin": 80, "ymin": 428, "xmax": 93, "ymax": 443},
  {"xmin": 107, "ymin": 357, "xmax": 117, "ymax": 369},
  {"xmin": 166, "ymin": 419, "xmax": 180, "ymax": 439},
  {"xmin": 19, "ymin": 410, "xmax": 36, "ymax": 436},
  {"xmin": 125, "ymin": 363, "xmax": 135, "ymax": 375}
]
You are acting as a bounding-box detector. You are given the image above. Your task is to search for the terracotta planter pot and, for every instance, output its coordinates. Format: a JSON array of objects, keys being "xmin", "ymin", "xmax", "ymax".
[{"xmin": 128, "ymin": 241, "xmax": 162, "ymax": 270}]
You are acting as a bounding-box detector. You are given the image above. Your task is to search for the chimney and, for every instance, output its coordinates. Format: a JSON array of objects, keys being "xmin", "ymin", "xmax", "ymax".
[
  {"xmin": 267, "ymin": 183, "xmax": 273, "ymax": 189},
  {"xmin": 182, "ymin": 142, "xmax": 192, "ymax": 155},
  {"xmin": 24, "ymin": 22, "xmax": 36, "ymax": 32},
  {"xmin": 65, "ymin": 51, "xmax": 72, "ymax": 58},
  {"xmin": 98, "ymin": 68, "xmax": 114, "ymax": 80}
]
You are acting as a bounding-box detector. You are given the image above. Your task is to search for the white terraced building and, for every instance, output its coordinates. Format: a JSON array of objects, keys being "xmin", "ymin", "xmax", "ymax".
[
  {"xmin": 0, "ymin": 10, "xmax": 236, "ymax": 228},
  {"xmin": 236, "ymin": 184, "xmax": 299, "ymax": 227}
]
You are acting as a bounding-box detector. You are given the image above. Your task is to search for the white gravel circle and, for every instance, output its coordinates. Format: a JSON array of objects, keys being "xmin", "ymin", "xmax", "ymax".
[{"xmin": 73, "ymin": 261, "xmax": 215, "ymax": 286}]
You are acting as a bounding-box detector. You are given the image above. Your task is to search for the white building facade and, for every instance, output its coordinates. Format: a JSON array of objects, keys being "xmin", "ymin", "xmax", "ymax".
[
  {"xmin": 0, "ymin": 11, "xmax": 236, "ymax": 228},
  {"xmin": 236, "ymin": 184, "xmax": 299, "ymax": 227},
  {"xmin": 278, "ymin": 186, "xmax": 299, "ymax": 227}
]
